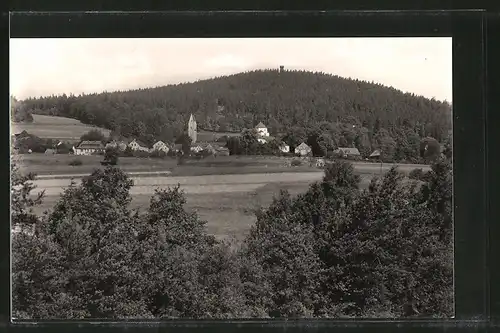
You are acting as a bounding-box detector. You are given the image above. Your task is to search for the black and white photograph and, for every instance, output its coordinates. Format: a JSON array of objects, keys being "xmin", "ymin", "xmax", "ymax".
[{"xmin": 10, "ymin": 37, "xmax": 453, "ymax": 320}]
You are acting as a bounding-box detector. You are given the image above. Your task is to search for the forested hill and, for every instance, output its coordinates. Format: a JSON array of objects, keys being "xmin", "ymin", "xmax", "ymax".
[{"xmin": 20, "ymin": 69, "xmax": 451, "ymax": 146}]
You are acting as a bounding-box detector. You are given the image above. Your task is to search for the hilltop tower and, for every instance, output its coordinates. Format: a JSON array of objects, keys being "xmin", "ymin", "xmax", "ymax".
[{"xmin": 187, "ymin": 113, "xmax": 197, "ymax": 144}]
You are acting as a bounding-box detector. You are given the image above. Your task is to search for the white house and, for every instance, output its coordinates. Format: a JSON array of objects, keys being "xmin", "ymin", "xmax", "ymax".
[
  {"xmin": 255, "ymin": 122, "xmax": 269, "ymax": 137},
  {"xmin": 73, "ymin": 141, "xmax": 104, "ymax": 156},
  {"xmin": 279, "ymin": 142, "xmax": 290, "ymax": 153},
  {"xmin": 294, "ymin": 142, "xmax": 312, "ymax": 156},
  {"xmin": 128, "ymin": 139, "xmax": 150, "ymax": 152},
  {"xmin": 152, "ymin": 140, "xmax": 169, "ymax": 153},
  {"xmin": 190, "ymin": 144, "xmax": 204, "ymax": 153}
]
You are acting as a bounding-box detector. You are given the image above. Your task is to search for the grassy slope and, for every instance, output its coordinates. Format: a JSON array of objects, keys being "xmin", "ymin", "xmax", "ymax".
[{"xmin": 11, "ymin": 114, "xmax": 111, "ymax": 140}]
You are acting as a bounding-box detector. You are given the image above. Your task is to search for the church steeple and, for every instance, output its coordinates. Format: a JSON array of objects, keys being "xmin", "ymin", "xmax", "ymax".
[{"xmin": 187, "ymin": 113, "xmax": 197, "ymax": 143}]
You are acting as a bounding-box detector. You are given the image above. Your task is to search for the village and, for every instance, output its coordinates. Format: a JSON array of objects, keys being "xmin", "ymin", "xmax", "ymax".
[
  {"xmin": 12, "ymin": 113, "xmax": 379, "ymax": 167},
  {"xmin": 10, "ymin": 37, "xmax": 454, "ymax": 321}
]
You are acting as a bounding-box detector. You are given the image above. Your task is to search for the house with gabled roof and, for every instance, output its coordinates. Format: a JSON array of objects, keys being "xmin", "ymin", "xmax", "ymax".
[
  {"xmin": 73, "ymin": 141, "xmax": 104, "ymax": 156},
  {"xmin": 294, "ymin": 142, "xmax": 312, "ymax": 156},
  {"xmin": 128, "ymin": 139, "xmax": 150, "ymax": 152},
  {"xmin": 279, "ymin": 142, "xmax": 290, "ymax": 153},
  {"xmin": 255, "ymin": 122, "xmax": 269, "ymax": 137},
  {"xmin": 333, "ymin": 147, "xmax": 362, "ymax": 160},
  {"xmin": 152, "ymin": 140, "xmax": 169, "ymax": 154}
]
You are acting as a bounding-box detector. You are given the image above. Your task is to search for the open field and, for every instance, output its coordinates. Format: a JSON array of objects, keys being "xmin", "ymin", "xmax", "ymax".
[
  {"xmin": 31, "ymin": 171, "xmax": 390, "ymax": 242},
  {"xmin": 14, "ymin": 153, "xmax": 429, "ymax": 177},
  {"xmin": 14, "ymin": 153, "xmax": 178, "ymax": 176},
  {"xmin": 19, "ymin": 152, "xmax": 429, "ymax": 242},
  {"xmin": 11, "ymin": 114, "xmax": 111, "ymax": 140},
  {"xmin": 13, "ymin": 154, "xmax": 320, "ymax": 177}
]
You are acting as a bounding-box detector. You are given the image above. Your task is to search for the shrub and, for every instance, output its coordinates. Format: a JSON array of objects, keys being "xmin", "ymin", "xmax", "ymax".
[
  {"xmin": 80, "ymin": 129, "xmax": 106, "ymax": 143},
  {"xmin": 291, "ymin": 159, "xmax": 302, "ymax": 167},
  {"xmin": 133, "ymin": 150, "xmax": 150, "ymax": 158},
  {"xmin": 103, "ymin": 146, "xmax": 119, "ymax": 165},
  {"xmin": 68, "ymin": 158, "xmax": 83, "ymax": 166},
  {"xmin": 149, "ymin": 150, "xmax": 167, "ymax": 159}
]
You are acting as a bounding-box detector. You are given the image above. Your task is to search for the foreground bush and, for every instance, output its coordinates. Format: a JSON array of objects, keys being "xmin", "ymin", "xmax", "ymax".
[{"xmin": 11, "ymin": 159, "xmax": 453, "ymax": 319}]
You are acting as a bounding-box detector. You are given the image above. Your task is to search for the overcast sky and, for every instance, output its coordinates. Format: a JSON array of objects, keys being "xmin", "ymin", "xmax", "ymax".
[{"xmin": 10, "ymin": 38, "xmax": 452, "ymax": 102}]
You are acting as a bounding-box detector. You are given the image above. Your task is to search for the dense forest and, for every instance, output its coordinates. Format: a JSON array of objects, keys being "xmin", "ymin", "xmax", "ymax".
[
  {"xmin": 12, "ymin": 159, "xmax": 452, "ymax": 319},
  {"xmin": 18, "ymin": 69, "xmax": 452, "ymax": 162}
]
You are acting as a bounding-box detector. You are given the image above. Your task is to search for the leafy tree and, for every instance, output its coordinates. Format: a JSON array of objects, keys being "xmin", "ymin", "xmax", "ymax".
[
  {"xmin": 80, "ymin": 129, "xmax": 106, "ymax": 143},
  {"xmin": 103, "ymin": 146, "xmax": 119, "ymax": 165},
  {"xmin": 44, "ymin": 167, "xmax": 152, "ymax": 318},
  {"xmin": 175, "ymin": 133, "xmax": 192, "ymax": 156},
  {"xmin": 226, "ymin": 136, "xmax": 242, "ymax": 155},
  {"xmin": 11, "ymin": 163, "xmax": 45, "ymax": 229},
  {"xmin": 11, "ymin": 97, "xmax": 34, "ymax": 123},
  {"xmin": 123, "ymin": 146, "xmax": 134, "ymax": 157},
  {"xmin": 282, "ymin": 127, "xmax": 307, "ymax": 152},
  {"xmin": 420, "ymin": 137, "xmax": 441, "ymax": 163},
  {"xmin": 239, "ymin": 129, "xmax": 260, "ymax": 155}
]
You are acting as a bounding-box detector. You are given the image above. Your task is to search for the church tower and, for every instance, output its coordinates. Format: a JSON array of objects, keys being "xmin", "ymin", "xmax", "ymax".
[{"xmin": 187, "ymin": 113, "xmax": 197, "ymax": 144}]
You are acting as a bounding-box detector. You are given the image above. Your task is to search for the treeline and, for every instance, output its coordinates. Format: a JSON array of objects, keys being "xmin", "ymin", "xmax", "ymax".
[
  {"xmin": 12, "ymin": 158, "xmax": 453, "ymax": 319},
  {"xmin": 11, "ymin": 97, "xmax": 34, "ymax": 123},
  {"xmin": 12, "ymin": 131, "xmax": 72, "ymax": 154},
  {"xmin": 224, "ymin": 128, "xmax": 452, "ymax": 164},
  {"xmin": 19, "ymin": 69, "xmax": 452, "ymax": 150}
]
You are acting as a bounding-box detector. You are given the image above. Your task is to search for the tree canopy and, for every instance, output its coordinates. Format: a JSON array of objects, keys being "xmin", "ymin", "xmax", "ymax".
[{"xmin": 12, "ymin": 158, "xmax": 453, "ymax": 319}]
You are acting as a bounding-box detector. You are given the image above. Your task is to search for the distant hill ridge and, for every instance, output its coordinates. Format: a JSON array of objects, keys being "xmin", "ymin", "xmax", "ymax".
[{"xmin": 20, "ymin": 69, "xmax": 452, "ymax": 146}]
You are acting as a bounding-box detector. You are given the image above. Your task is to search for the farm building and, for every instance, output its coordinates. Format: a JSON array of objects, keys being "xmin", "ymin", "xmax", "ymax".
[
  {"xmin": 279, "ymin": 142, "xmax": 290, "ymax": 153},
  {"xmin": 334, "ymin": 147, "xmax": 361, "ymax": 159},
  {"xmin": 152, "ymin": 140, "xmax": 169, "ymax": 153},
  {"xmin": 73, "ymin": 141, "xmax": 104, "ymax": 156},
  {"xmin": 255, "ymin": 122, "xmax": 269, "ymax": 137},
  {"xmin": 295, "ymin": 142, "xmax": 312, "ymax": 156},
  {"xmin": 128, "ymin": 139, "xmax": 150, "ymax": 152}
]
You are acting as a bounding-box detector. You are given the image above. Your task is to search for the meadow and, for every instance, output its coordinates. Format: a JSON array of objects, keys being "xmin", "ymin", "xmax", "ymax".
[
  {"xmin": 11, "ymin": 114, "xmax": 111, "ymax": 140},
  {"xmin": 19, "ymin": 147, "xmax": 428, "ymax": 243},
  {"xmin": 14, "ymin": 153, "xmax": 320, "ymax": 176},
  {"xmin": 34, "ymin": 177, "xmax": 377, "ymax": 243},
  {"xmin": 32, "ymin": 170, "xmax": 378, "ymax": 243}
]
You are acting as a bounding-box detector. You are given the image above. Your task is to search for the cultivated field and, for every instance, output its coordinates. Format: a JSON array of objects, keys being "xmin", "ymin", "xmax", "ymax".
[
  {"xmin": 18, "ymin": 150, "xmax": 430, "ymax": 242},
  {"xmin": 13, "ymin": 154, "xmax": 320, "ymax": 176},
  {"xmin": 11, "ymin": 114, "xmax": 111, "ymax": 140},
  {"xmin": 14, "ymin": 153, "xmax": 428, "ymax": 177},
  {"xmin": 31, "ymin": 169, "xmax": 415, "ymax": 242}
]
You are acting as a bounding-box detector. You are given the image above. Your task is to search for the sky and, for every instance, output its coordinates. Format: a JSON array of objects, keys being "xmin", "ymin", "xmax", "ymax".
[{"xmin": 10, "ymin": 38, "xmax": 452, "ymax": 102}]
